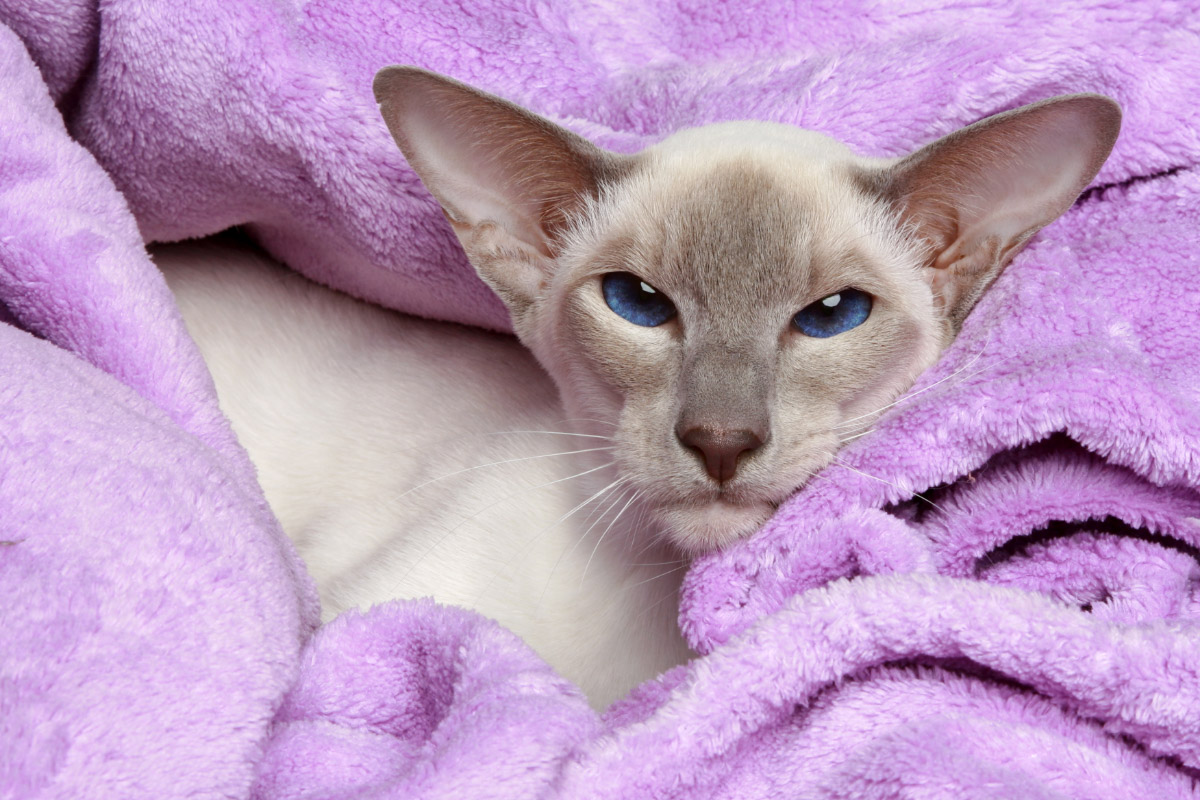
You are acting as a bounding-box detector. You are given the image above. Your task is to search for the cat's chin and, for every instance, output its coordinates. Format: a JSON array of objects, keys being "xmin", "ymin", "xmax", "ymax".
[{"xmin": 656, "ymin": 500, "xmax": 776, "ymax": 554}]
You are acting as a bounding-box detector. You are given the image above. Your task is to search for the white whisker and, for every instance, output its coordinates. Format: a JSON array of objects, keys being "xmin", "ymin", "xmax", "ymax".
[
  {"xmin": 537, "ymin": 482, "xmax": 636, "ymax": 608},
  {"xmin": 833, "ymin": 332, "xmax": 999, "ymax": 431},
  {"xmin": 474, "ymin": 475, "xmax": 628, "ymax": 606},
  {"xmin": 631, "ymin": 511, "xmax": 672, "ymax": 561},
  {"xmin": 562, "ymin": 478, "xmax": 633, "ymax": 566},
  {"xmin": 628, "ymin": 557, "xmax": 687, "ymax": 568},
  {"xmin": 556, "ymin": 416, "xmax": 620, "ymax": 429},
  {"xmin": 576, "ymin": 476, "xmax": 630, "ymax": 533},
  {"xmin": 480, "ymin": 429, "xmax": 614, "ymax": 441},
  {"xmin": 391, "ymin": 446, "xmax": 615, "ymax": 503},
  {"xmin": 625, "ymin": 563, "xmax": 690, "ymax": 595},
  {"xmin": 832, "ymin": 456, "xmax": 942, "ymax": 511},
  {"xmin": 392, "ymin": 460, "xmax": 616, "ymax": 591},
  {"xmin": 831, "ymin": 359, "xmax": 1006, "ymax": 446},
  {"xmin": 581, "ymin": 489, "xmax": 642, "ymax": 583},
  {"xmin": 628, "ymin": 564, "xmax": 691, "ymax": 624}
]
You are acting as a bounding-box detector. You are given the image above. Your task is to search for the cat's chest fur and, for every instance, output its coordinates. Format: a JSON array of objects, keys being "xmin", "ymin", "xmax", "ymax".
[{"xmin": 159, "ymin": 238, "xmax": 691, "ymax": 710}]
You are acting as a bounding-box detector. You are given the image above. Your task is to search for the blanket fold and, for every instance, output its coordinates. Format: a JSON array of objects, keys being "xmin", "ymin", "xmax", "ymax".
[
  {"xmin": 3, "ymin": 1, "xmax": 1199, "ymax": 798},
  {"xmin": 682, "ymin": 166, "xmax": 1200, "ymax": 653}
]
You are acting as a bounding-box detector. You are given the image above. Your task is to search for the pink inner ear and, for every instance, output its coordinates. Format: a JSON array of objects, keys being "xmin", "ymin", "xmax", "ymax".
[
  {"xmin": 953, "ymin": 108, "xmax": 1107, "ymax": 251},
  {"xmin": 893, "ymin": 95, "xmax": 1120, "ymax": 269},
  {"xmin": 879, "ymin": 94, "xmax": 1119, "ymax": 324},
  {"xmin": 375, "ymin": 67, "xmax": 617, "ymax": 257}
]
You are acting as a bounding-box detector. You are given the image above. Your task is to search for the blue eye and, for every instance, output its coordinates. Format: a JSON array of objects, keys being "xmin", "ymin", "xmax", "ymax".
[
  {"xmin": 602, "ymin": 272, "xmax": 677, "ymax": 327},
  {"xmin": 792, "ymin": 289, "xmax": 872, "ymax": 338}
]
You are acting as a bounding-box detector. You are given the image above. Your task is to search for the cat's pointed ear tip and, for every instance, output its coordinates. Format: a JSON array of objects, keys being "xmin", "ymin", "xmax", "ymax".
[
  {"xmin": 1063, "ymin": 92, "xmax": 1121, "ymax": 120},
  {"xmin": 372, "ymin": 66, "xmax": 406, "ymax": 104},
  {"xmin": 372, "ymin": 65, "xmax": 440, "ymax": 104},
  {"xmin": 1047, "ymin": 93, "xmax": 1123, "ymax": 140}
]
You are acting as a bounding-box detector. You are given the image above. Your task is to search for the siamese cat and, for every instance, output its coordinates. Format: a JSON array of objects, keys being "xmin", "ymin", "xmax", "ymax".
[{"xmin": 157, "ymin": 67, "xmax": 1119, "ymax": 708}]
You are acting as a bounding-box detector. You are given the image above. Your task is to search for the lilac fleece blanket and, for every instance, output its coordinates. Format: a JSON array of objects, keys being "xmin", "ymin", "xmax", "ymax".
[{"xmin": 3, "ymin": 1, "xmax": 1200, "ymax": 797}]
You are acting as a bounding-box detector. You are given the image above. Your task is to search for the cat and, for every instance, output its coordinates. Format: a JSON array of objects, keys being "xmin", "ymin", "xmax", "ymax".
[{"xmin": 157, "ymin": 67, "xmax": 1119, "ymax": 708}]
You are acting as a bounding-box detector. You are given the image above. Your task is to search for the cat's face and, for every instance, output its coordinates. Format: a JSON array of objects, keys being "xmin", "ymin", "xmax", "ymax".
[
  {"xmin": 374, "ymin": 68, "xmax": 1120, "ymax": 553},
  {"xmin": 524, "ymin": 127, "xmax": 947, "ymax": 550}
]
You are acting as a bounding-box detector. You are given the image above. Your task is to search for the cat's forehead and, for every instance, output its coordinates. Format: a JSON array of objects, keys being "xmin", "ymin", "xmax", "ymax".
[
  {"xmin": 575, "ymin": 121, "xmax": 898, "ymax": 319},
  {"xmin": 652, "ymin": 163, "xmax": 816, "ymax": 306}
]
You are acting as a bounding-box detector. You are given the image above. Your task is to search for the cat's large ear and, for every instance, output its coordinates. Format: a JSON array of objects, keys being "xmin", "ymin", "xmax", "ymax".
[
  {"xmin": 374, "ymin": 66, "xmax": 629, "ymax": 315},
  {"xmin": 865, "ymin": 94, "xmax": 1120, "ymax": 328}
]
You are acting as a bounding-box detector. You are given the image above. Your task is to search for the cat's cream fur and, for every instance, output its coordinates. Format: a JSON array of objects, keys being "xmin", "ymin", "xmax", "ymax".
[
  {"xmin": 159, "ymin": 69, "xmax": 1119, "ymax": 708},
  {"xmin": 162, "ymin": 240, "xmax": 691, "ymax": 709}
]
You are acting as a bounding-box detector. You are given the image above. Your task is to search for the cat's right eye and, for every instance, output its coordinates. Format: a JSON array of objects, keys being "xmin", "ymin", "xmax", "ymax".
[{"xmin": 602, "ymin": 272, "xmax": 677, "ymax": 327}]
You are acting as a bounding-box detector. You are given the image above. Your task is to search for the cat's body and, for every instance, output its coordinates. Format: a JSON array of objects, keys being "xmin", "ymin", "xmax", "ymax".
[
  {"xmin": 161, "ymin": 239, "xmax": 690, "ymax": 708},
  {"xmin": 161, "ymin": 69, "xmax": 1119, "ymax": 708}
]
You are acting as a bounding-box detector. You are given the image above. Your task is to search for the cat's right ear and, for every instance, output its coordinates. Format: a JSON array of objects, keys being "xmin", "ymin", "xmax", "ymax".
[{"xmin": 374, "ymin": 66, "xmax": 629, "ymax": 316}]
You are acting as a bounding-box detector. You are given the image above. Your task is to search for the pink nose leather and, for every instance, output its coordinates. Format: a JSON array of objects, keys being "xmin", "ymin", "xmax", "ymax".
[{"xmin": 677, "ymin": 425, "xmax": 765, "ymax": 483}]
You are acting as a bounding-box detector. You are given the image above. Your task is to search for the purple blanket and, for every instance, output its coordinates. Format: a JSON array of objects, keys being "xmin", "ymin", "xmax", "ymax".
[{"xmin": 3, "ymin": 1, "xmax": 1199, "ymax": 797}]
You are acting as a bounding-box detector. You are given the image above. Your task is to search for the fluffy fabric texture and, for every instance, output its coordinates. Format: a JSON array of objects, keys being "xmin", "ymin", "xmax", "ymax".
[{"xmin": 2, "ymin": 1, "xmax": 1199, "ymax": 798}]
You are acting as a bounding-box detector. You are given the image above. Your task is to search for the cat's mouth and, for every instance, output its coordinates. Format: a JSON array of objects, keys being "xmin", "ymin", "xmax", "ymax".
[{"xmin": 654, "ymin": 497, "xmax": 778, "ymax": 553}]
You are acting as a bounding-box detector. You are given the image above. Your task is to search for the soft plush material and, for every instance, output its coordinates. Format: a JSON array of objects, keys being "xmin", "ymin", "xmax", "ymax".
[{"xmin": 2, "ymin": 1, "xmax": 1199, "ymax": 797}]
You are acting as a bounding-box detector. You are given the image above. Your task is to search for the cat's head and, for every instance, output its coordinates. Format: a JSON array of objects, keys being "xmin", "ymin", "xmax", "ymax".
[{"xmin": 374, "ymin": 67, "xmax": 1120, "ymax": 554}]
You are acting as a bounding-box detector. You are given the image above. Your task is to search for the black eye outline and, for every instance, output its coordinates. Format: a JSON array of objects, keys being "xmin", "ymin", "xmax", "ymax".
[
  {"xmin": 601, "ymin": 272, "xmax": 677, "ymax": 327},
  {"xmin": 792, "ymin": 289, "xmax": 873, "ymax": 338}
]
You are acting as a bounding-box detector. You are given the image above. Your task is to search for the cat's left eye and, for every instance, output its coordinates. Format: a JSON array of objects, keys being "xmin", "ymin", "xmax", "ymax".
[
  {"xmin": 792, "ymin": 289, "xmax": 872, "ymax": 338},
  {"xmin": 602, "ymin": 272, "xmax": 677, "ymax": 327}
]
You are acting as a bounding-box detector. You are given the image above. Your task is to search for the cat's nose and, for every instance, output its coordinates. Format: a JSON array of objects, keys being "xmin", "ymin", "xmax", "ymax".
[{"xmin": 676, "ymin": 424, "xmax": 766, "ymax": 483}]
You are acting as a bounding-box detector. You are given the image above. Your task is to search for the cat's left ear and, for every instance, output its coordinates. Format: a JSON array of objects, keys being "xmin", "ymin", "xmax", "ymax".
[
  {"xmin": 374, "ymin": 66, "xmax": 630, "ymax": 317},
  {"xmin": 865, "ymin": 94, "xmax": 1120, "ymax": 328}
]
